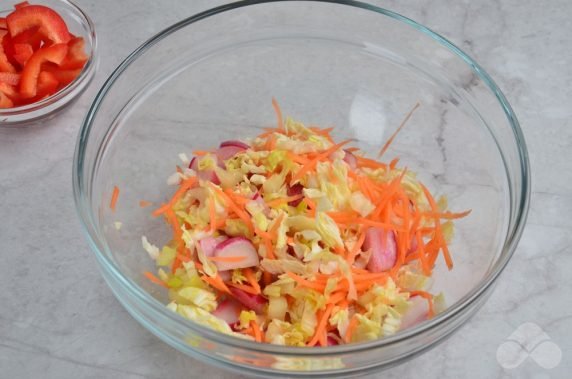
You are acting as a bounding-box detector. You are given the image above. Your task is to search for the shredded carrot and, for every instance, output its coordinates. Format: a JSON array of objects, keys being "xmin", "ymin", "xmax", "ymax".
[
  {"xmin": 152, "ymin": 177, "xmax": 197, "ymax": 217},
  {"xmin": 421, "ymin": 184, "xmax": 453, "ymax": 270},
  {"xmin": 192, "ymin": 150, "xmax": 212, "ymax": 156},
  {"xmin": 378, "ymin": 102, "xmax": 420, "ymax": 158},
  {"xmin": 290, "ymin": 140, "xmax": 351, "ymax": 184},
  {"xmin": 207, "ymin": 256, "xmax": 246, "ymax": 263},
  {"xmin": 251, "ymin": 320, "xmax": 263, "ymax": 342},
  {"xmin": 229, "ymin": 282, "xmax": 260, "ymax": 296},
  {"xmin": 208, "ymin": 197, "xmax": 216, "ymax": 233},
  {"xmin": 308, "ymin": 303, "xmax": 334, "ymax": 346},
  {"xmin": 286, "ymin": 272, "xmax": 326, "ymax": 292},
  {"xmin": 139, "ymin": 200, "xmax": 152, "ymax": 208},
  {"xmin": 201, "ymin": 274, "xmax": 231, "ymax": 294},
  {"xmin": 266, "ymin": 194, "xmax": 304, "ymax": 208},
  {"xmin": 210, "ymin": 184, "xmax": 254, "ymax": 233},
  {"xmin": 244, "ymin": 268, "xmax": 262, "ymax": 294},
  {"xmin": 423, "ymin": 210, "xmax": 472, "ymax": 220},
  {"xmin": 344, "ymin": 315, "xmax": 359, "ymax": 343},
  {"xmin": 110, "ymin": 186, "xmax": 120, "ymax": 211},
  {"xmin": 410, "ymin": 290, "xmax": 435, "ymax": 317},
  {"xmin": 144, "ymin": 271, "xmax": 168, "ymax": 288},
  {"xmin": 272, "ymin": 97, "xmax": 284, "ymax": 131}
]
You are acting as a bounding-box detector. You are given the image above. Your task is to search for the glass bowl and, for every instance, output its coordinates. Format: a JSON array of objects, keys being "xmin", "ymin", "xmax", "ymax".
[
  {"xmin": 73, "ymin": 1, "xmax": 530, "ymax": 377},
  {"xmin": 0, "ymin": 0, "xmax": 97, "ymax": 126}
]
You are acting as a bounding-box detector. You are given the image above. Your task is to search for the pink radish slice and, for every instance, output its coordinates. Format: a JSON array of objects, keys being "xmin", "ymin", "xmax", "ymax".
[
  {"xmin": 364, "ymin": 227, "xmax": 397, "ymax": 273},
  {"xmin": 189, "ymin": 156, "xmax": 221, "ymax": 184},
  {"xmin": 212, "ymin": 299, "xmax": 241, "ymax": 324},
  {"xmin": 199, "ymin": 237, "xmax": 218, "ymax": 257},
  {"xmin": 286, "ymin": 183, "xmax": 304, "ymax": 206},
  {"xmin": 229, "ymin": 287, "xmax": 266, "ymax": 314},
  {"xmin": 343, "ymin": 149, "xmax": 358, "ymax": 169},
  {"xmin": 327, "ymin": 336, "xmax": 339, "ymax": 346},
  {"xmin": 400, "ymin": 296, "xmax": 429, "ymax": 330},
  {"xmin": 250, "ymin": 193, "xmax": 270, "ymax": 216},
  {"xmin": 220, "ymin": 140, "xmax": 250, "ymax": 150},
  {"xmin": 218, "ymin": 270, "xmax": 231, "ymax": 282},
  {"xmin": 217, "ymin": 145, "xmax": 246, "ymax": 162},
  {"xmin": 213, "ymin": 237, "xmax": 260, "ymax": 271}
]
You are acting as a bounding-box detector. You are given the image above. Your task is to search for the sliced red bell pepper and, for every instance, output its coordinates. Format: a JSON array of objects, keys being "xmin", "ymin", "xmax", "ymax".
[
  {"xmin": 0, "ymin": 17, "xmax": 8, "ymax": 30},
  {"xmin": 19, "ymin": 43, "xmax": 67, "ymax": 98},
  {"xmin": 0, "ymin": 47, "xmax": 16, "ymax": 73},
  {"xmin": 13, "ymin": 43, "xmax": 33, "ymax": 66},
  {"xmin": 11, "ymin": 25, "xmax": 42, "ymax": 50},
  {"xmin": 60, "ymin": 36, "xmax": 87, "ymax": 70},
  {"xmin": 7, "ymin": 5, "xmax": 71, "ymax": 44},
  {"xmin": 0, "ymin": 90, "xmax": 14, "ymax": 108},
  {"xmin": 14, "ymin": 2, "xmax": 31, "ymax": 10},
  {"xmin": 43, "ymin": 64, "xmax": 81, "ymax": 89},
  {"xmin": 34, "ymin": 70, "xmax": 59, "ymax": 99},
  {"xmin": 0, "ymin": 72, "xmax": 20, "ymax": 86}
]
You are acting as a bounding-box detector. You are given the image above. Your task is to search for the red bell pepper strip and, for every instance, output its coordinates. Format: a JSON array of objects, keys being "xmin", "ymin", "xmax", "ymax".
[
  {"xmin": 19, "ymin": 43, "xmax": 67, "ymax": 98},
  {"xmin": 14, "ymin": 2, "xmax": 31, "ymax": 10},
  {"xmin": 43, "ymin": 64, "xmax": 81, "ymax": 89},
  {"xmin": 0, "ymin": 31, "xmax": 17, "ymax": 73},
  {"xmin": 13, "ymin": 43, "xmax": 33, "ymax": 66},
  {"xmin": 33, "ymin": 70, "xmax": 59, "ymax": 99},
  {"xmin": 0, "ymin": 72, "xmax": 20, "ymax": 86},
  {"xmin": 11, "ymin": 26, "xmax": 43, "ymax": 50},
  {"xmin": 60, "ymin": 37, "xmax": 88, "ymax": 70},
  {"xmin": 0, "ymin": 18, "xmax": 8, "ymax": 30},
  {"xmin": 0, "ymin": 90, "xmax": 14, "ymax": 108},
  {"xmin": 7, "ymin": 5, "xmax": 71, "ymax": 44}
]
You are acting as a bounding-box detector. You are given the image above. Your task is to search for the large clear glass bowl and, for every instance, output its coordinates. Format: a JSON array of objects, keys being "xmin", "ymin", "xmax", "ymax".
[{"xmin": 73, "ymin": 1, "xmax": 530, "ymax": 376}]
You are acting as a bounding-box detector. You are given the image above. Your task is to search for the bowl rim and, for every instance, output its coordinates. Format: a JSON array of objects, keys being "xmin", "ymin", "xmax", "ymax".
[
  {"xmin": 73, "ymin": 0, "xmax": 531, "ymax": 356},
  {"xmin": 0, "ymin": 0, "xmax": 97, "ymax": 119}
]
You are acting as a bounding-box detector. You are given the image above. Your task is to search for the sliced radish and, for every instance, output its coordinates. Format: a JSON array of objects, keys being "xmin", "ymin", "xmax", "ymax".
[
  {"xmin": 250, "ymin": 192, "xmax": 270, "ymax": 216},
  {"xmin": 218, "ymin": 270, "xmax": 231, "ymax": 282},
  {"xmin": 212, "ymin": 299, "xmax": 241, "ymax": 324},
  {"xmin": 220, "ymin": 140, "xmax": 250, "ymax": 150},
  {"xmin": 213, "ymin": 237, "xmax": 260, "ymax": 271},
  {"xmin": 229, "ymin": 287, "xmax": 266, "ymax": 314},
  {"xmin": 189, "ymin": 156, "xmax": 221, "ymax": 184},
  {"xmin": 364, "ymin": 227, "xmax": 397, "ymax": 273},
  {"xmin": 400, "ymin": 296, "xmax": 429, "ymax": 330},
  {"xmin": 217, "ymin": 145, "xmax": 246, "ymax": 162},
  {"xmin": 343, "ymin": 149, "xmax": 358, "ymax": 169},
  {"xmin": 286, "ymin": 183, "xmax": 304, "ymax": 206},
  {"xmin": 198, "ymin": 236, "xmax": 227, "ymax": 257},
  {"xmin": 327, "ymin": 335, "xmax": 339, "ymax": 346}
]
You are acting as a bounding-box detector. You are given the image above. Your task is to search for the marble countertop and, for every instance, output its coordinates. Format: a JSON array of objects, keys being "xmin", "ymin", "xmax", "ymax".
[{"xmin": 1, "ymin": 1, "xmax": 570, "ymax": 378}]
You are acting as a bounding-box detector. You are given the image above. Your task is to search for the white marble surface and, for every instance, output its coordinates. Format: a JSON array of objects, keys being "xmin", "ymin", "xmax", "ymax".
[{"xmin": 1, "ymin": 0, "xmax": 571, "ymax": 378}]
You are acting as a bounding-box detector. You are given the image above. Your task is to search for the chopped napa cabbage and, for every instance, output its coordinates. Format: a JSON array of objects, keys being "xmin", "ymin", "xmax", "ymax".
[
  {"xmin": 249, "ymin": 174, "xmax": 266, "ymax": 185},
  {"xmin": 214, "ymin": 166, "xmax": 243, "ymax": 189},
  {"xmin": 315, "ymin": 212, "xmax": 343, "ymax": 248},
  {"xmin": 224, "ymin": 218, "xmax": 253, "ymax": 238},
  {"xmin": 329, "ymin": 307, "xmax": 349, "ymax": 337},
  {"xmin": 263, "ymin": 171, "xmax": 286, "ymax": 196},
  {"xmin": 350, "ymin": 191, "xmax": 375, "ymax": 217},
  {"xmin": 397, "ymin": 269, "xmax": 433, "ymax": 291},
  {"xmin": 238, "ymin": 310, "xmax": 257, "ymax": 329},
  {"xmin": 265, "ymin": 150, "xmax": 288, "ymax": 171},
  {"xmin": 231, "ymin": 269, "xmax": 247, "ymax": 284},
  {"xmin": 265, "ymin": 319, "xmax": 307, "ymax": 346},
  {"xmin": 177, "ymin": 287, "xmax": 217, "ymax": 311},
  {"xmin": 433, "ymin": 292, "xmax": 446, "ymax": 314},
  {"xmin": 142, "ymin": 236, "xmax": 160, "ymax": 260},
  {"xmin": 156, "ymin": 245, "xmax": 176, "ymax": 267},
  {"xmin": 352, "ymin": 314, "xmax": 382, "ymax": 342},
  {"xmin": 268, "ymin": 296, "xmax": 288, "ymax": 321},
  {"xmin": 261, "ymin": 258, "xmax": 309, "ymax": 275},
  {"xmin": 168, "ymin": 302, "xmax": 234, "ymax": 335},
  {"xmin": 263, "ymin": 275, "xmax": 296, "ymax": 297},
  {"xmin": 197, "ymin": 154, "xmax": 217, "ymax": 171}
]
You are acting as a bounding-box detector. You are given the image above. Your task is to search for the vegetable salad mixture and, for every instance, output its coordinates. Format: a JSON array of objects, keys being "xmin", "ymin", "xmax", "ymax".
[{"xmin": 141, "ymin": 101, "xmax": 469, "ymax": 346}]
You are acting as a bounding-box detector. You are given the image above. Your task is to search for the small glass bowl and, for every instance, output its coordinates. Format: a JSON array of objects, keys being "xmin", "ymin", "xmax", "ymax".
[
  {"xmin": 0, "ymin": 0, "xmax": 97, "ymax": 126},
  {"xmin": 74, "ymin": 1, "xmax": 530, "ymax": 377}
]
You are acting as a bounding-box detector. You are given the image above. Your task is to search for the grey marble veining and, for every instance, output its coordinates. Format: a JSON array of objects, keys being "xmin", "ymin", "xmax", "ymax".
[{"xmin": 1, "ymin": 0, "xmax": 571, "ymax": 378}]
